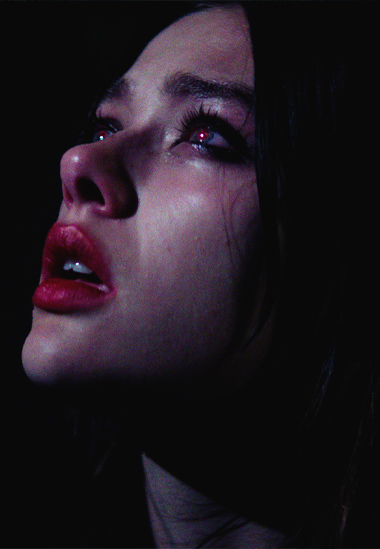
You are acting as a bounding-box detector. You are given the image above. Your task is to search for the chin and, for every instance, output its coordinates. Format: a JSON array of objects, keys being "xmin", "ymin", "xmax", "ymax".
[
  {"xmin": 21, "ymin": 306, "xmax": 176, "ymax": 390},
  {"xmin": 21, "ymin": 308, "xmax": 104, "ymax": 386},
  {"xmin": 22, "ymin": 323, "xmax": 79, "ymax": 386}
]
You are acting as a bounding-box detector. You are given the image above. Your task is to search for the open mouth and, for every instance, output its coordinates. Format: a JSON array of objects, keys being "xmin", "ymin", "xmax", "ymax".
[
  {"xmin": 32, "ymin": 223, "xmax": 115, "ymax": 313},
  {"xmin": 56, "ymin": 258, "xmax": 103, "ymax": 286}
]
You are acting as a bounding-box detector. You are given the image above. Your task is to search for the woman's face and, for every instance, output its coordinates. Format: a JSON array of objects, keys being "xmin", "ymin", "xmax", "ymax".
[{"xmin": 23, "ymin": 5, "xmax": 266, "ymax": 397}]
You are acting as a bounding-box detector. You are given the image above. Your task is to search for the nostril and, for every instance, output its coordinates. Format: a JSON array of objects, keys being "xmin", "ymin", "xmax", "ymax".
[{"xmin": 77, "ymin": 178, "xmax": 105, "ymax": 205}]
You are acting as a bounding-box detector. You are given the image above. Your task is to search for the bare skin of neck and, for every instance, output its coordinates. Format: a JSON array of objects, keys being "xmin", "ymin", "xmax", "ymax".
[{"xmin": 142, "ymin": 453, "xmax": 284, "ymax": 548}]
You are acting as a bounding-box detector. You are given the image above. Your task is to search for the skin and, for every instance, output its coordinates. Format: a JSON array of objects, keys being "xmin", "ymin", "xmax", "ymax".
[
  {"xmin": 22, "ymin": 4, "xmax": 271, "ymax": 402},
  {"xmin": 143, "ymin": 453, "xmax": 284, "ymax": 548},
  {"xmin": 21, "ymin": 6, "xmax": 285, "ymax": 546}
]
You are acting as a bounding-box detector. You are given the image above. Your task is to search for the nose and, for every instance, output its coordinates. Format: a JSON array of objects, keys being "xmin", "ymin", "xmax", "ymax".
[{"xmin": 60, "ymin": 139, "xmax": 137, "ymax": 218}]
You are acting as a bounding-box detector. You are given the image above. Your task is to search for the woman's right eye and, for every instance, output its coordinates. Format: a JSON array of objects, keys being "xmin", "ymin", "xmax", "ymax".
[
  {"xmin": 92, "ymin": 116, "xmax": 120, "ymax": 142},
  {"xmin": 92, "ymin": 127, "xmax": 114, "ymax": 142},
  {"xmin": 79, "ymin": 116, "xmax": 119, "ymax": 144}
]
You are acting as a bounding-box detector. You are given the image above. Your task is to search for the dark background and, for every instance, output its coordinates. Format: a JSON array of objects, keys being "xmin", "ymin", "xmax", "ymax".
[
  {"xmin": 1, "ymin": 3, "xmax": 188, "ymax": 546},
  {"xmin": 2, "ymin": 1, "xmax": 189, "ymax": 389},
  {"xmin": 1, "ymin": 1, "xmax": 380, "ymax": 547}
]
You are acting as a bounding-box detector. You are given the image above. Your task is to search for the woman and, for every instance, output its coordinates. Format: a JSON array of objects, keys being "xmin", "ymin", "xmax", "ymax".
[{"xmin": 21, "ymin": 2, "xmax": 380, "ymax": 547}]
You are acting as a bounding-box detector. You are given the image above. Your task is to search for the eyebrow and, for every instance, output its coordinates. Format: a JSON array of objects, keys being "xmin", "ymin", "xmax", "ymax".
[
  {"xmin": 162, "ymin": 71, "xmax": 255, "ymax": 110},
  {"xmin": 97, "ymin": 71, "xmax": 255, "ymax": 112},
  {"xmin": 98, "ymin": 78, "xmax": 131, "ymax": 105}
]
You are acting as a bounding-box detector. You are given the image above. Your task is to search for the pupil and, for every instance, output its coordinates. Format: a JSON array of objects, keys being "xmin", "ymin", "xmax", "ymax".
[
  {"xmin": 197, "ymin": 129, "xmax": 210, "ymax": 141},
  {"xmin": 97, "ymin": 130, "xmax": 108, "ymax": 141}
]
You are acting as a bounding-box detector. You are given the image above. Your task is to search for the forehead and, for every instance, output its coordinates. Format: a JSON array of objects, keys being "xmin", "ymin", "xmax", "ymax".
[{"xmin": 126, "ymin": 5, "xmax": 254, "ymax": 90}]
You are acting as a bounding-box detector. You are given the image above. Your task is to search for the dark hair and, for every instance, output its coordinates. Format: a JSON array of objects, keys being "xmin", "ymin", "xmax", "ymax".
[
  {"xmin": 13, "ymin": 3, "xmax": 379, "ymax": 547},
  {"xmin": 244, "ymin": 3, "xmax": 380, "ymax": 546},
  {"xmin": 67, "ymin": 4, "xmax": 380, "ymax": 547}
]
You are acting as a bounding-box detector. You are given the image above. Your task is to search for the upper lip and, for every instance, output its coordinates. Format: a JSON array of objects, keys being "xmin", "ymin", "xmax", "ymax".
[{"xmin": 40, "ymin": 223, "xmax": 114, "ymax": 290}]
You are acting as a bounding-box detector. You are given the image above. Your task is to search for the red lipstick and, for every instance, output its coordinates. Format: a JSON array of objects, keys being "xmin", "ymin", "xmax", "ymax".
[{"xmin": 32, "ymin": 223, "xmax": 116, "ymax": 313}]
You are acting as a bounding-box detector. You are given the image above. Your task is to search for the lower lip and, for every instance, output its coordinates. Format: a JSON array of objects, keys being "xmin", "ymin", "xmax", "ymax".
[{"xmin": 32, "ymin": 278, "xmax": 115, "ymax": 313}]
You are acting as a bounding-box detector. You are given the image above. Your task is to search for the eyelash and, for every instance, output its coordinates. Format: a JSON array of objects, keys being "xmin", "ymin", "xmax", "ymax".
[
  {"xmin": 79, "ymin": 116, "xmax": 119, "ymax": 145},
  {"xmin": 174, "ymin": 105, "xmax": 253, "ymax": 165},
  {"xmin": 80, "ymin": 105, "xmax": 253, "ymax": 165}
]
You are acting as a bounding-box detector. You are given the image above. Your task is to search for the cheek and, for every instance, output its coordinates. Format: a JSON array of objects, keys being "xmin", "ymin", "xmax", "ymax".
[
  {"xmin": 138, "ymin": 164, "xmax": 258, "ymax": 291},
  {"xmin": 23, "ymin": 163, "xmax": 261, "ymax": 387},
  {"xmin": 116, "ymin": 165, "xmax": 260, "ymax": 354},
  {"xmin": 220, "ymin": 172, "xmax": 261, "ymax": 268}
]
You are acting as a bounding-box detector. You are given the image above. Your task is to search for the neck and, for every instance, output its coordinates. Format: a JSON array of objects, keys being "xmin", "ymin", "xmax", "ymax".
[{"xmin": 142, "ymin": 453, "xmax": 284, "ymax": 548}]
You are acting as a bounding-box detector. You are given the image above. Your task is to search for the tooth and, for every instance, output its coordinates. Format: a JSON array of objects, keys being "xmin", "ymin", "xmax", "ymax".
[{"xmin": 63, "ymin": 259, "xmax": 93, "ymax": 275}]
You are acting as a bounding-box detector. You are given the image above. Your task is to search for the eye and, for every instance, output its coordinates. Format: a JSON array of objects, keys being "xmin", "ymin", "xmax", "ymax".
[
  {"xmin": 175, "ymin": 106, "xmax": 253, "ymax": 165},
  {"xmin": 92, "ymin": 127, "xmax": 114, "ymax": 142},
  {"xmin": 91, "ymin": 118, "xmax": 120, "ymax": 143},
  {"xmin": 189, "ymin": 127, "xmax": 232, "ymax": 151},
  {"xmin": 78, "ymin": 115, "xmax": 119, "ymax": 145}
]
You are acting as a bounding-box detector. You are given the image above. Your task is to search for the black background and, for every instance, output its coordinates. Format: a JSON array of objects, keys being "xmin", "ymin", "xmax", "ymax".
[
  {"xmin": 1, "ymin": 1, "xmax": 380, "ymax": 547},
  {"xmin": 1, "ymin": 4, "xmax": 185, "ymax": 546}
]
